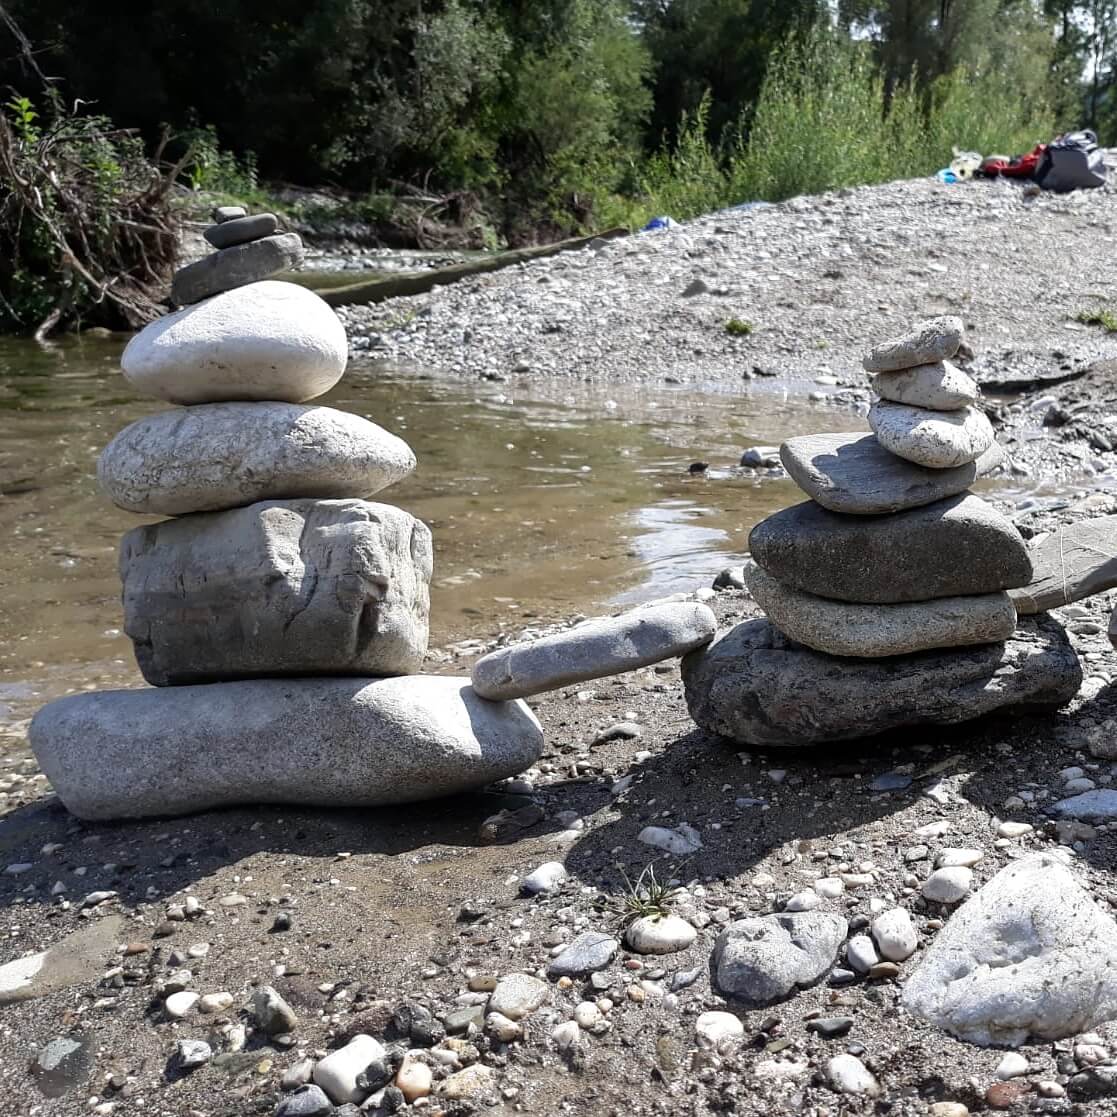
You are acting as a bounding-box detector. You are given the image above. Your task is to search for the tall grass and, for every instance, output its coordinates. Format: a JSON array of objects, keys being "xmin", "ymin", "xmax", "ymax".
[{"xmin": 600, "ymin": 25, "xmax": 1055, "ymax": 227}]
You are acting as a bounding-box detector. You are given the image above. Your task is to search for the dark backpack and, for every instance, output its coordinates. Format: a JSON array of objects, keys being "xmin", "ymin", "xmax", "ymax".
[{"xmin": 1035, "ymin": 130, "xmax": 1107, "ymax": 192}]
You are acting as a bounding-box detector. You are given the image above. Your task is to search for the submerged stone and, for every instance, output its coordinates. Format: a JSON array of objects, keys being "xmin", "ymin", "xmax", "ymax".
[
  {"xmin": 30, "ymin": 676, "xmax": 544, "ymax": 820},
  {"xmin": 780, "ymin": 432, "xmax": 1003, "ymax": 516},
  {"xmin": 681, "ymin": 615, "xmax": 1081, "ymax": 746},
  {"xmin": 749, "ymin": 493, "xmax": 1031, "ymax": 603}
]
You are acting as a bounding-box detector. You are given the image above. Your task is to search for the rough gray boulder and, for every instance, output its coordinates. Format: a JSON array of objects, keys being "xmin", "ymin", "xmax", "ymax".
[
  {"xmin": 99, "ymin": 402, "xmax": 415, "ymax": 516},
  {"xmin": 470, "ymin": 602, "xmax": 716, "ymax": 700},
  {"xmin": 745, "ymin": 564, "xmax": 1017, "ymax": 658},
  {"xmin": 780, "ymin": 432, "xmax": 1003, "ymax": 516},
  {"xmin": 862, "ymin": 316, "xmax": 963, "ymax": 373},
  {"xmin": 29, "ymin": 676, "xmax": 544, "ymax": 820},
  {"xmin": 870, "ymin": 360, "xmax": 979, "ymax": 410},
  {"xmin": 869, "ymin": 401, "xmax": 996, "ymax": 469},
  {"xmin": 171, "ymin": 233, "xmax": 305, "ymax": 305},
  {"xmin": 122, "ymin": 280, "xmax": 347, "ymax": 405},
  {"xmin": 1009, "ymin": 515, "xmax": 1117, "ymax": 614},
  {"xmin": 712, "ymin": 912, "xmax": 848, "ymax": 1005},
  {"xmin": 902, "ymin": 853, "xmax": 1117, "ymax": 1046},
  {"xmin": 121, "ymin": 499, "xmax": 431, "ymax": 685},
  {"xmin": 681, "ymin": 615, "xmax": 1081, "ymax": 746},
  {"xmin": 749, "ymin": 493, "xmax": 1031, "ymax": 603}
]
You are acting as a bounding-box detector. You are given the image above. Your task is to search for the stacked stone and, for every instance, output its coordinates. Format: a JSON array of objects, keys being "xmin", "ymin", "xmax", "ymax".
[
  {"xmin": 28, "ymin": 211, "xmax": 543, "ymax": 820},
  {"xmin": 683, "ymin": 317, "xmax": 1084, "ymax": 746}
]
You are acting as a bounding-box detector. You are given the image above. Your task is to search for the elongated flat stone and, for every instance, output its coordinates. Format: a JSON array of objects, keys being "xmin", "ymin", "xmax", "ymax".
[
  {"xmin": 29, "ymin": 676, "xmax": 544, "ymax": 820},
  {"xmin": 470, "ymin": 602, "xmax": 716, "ymax": 700},
  {"xmin": 746, "ymin": 565, "xmax": 1017, "ymax": 657},
  {"xmin": 121, "ymin": 499, "xmax": 431, "ymax": 685},
  {"xmin": 780, "ymin": 432, "xmax": 1003, "ymax": 515},
  {"xmin": 0, "ymin": 916, "xmax": 122, "ymax": 1005},
  {"xmin": 863, "ymin": 316, "xmax": 963, "ymax": 373},
  {"xmin": 204, "ymin": 213, "xmax": 279, "ymax": 249},
  {"xmin": 681, "ymin": 615, "xmax": 1080, "ymax": 746},
  {"xmin": 870, "ymin": 361, "xmax": 978, "ymax": 410},
  {"xmin": 171, "ymin": 233, "xmax": 304, "ymax": 306},
  {"xmin": 750, "ymin": 493, "xmax": 1031, "ymax": 603},
  {"xmin": 1009, "ymin": 515, "xmax": 1117, "ymax": 614},
  {"xmin": 99, "ymin": 402, "xmax": 415, "ymax": 515},
  {"xmin": 869, "ymin": 401, "xmax": 995, "ymax": 469}
]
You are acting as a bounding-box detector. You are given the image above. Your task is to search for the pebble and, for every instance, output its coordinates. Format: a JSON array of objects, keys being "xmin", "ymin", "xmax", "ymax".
[
  {"xmin": 439, "ymin": 1064, "xmax": 495, "ymax": 1100},
  {"xmin": 488, "ymin": 973, "xmax": 549, "ymax": 1020},
  {"xmin": 826, "ymin": 1053, "xmax": 881, "ymax": 1096},
  {"xmin": 165, "ymin": 991, "xmax": 199, "ymax": 1019},
  {"xmin": 546, "ymin": 931, "xmax": 619, "ymax": 978},
  {"xmin": 936, "ymin": 848, "xmax": 984, "ymax": 868},
  {"xmin": 929, "ymin": 1105, "xmax": 970, "ymax": 1117},
  {"xmin": 846, "ymin": 935, "xmax": 880, "ymax": 973},
  {"xmin": 252, "ymin": 985, "xmax": 298, "ymax": 1034},
  {"xmin": 985, "ymin": 1081, "xmax": 1029, "ymax": 1108},
  {"xmin": 276, "ymin": 1085, "xmax": 333, "ymax": 1117},
  {"xmin": 522, "ymin": 861, "xmax": 567, "ymax": 894},
  {"xmin": 695, "ymin": 1011, "xmax": 744, "ymax": 1050},
  {"xmin": 395, "ymin": 1054, "xmax": 432, "ymax": 1102},
  {"xmin": 313, "ymin": 1035, "xmax": 386, "ymax": 1105},
  {"xmin": 198, "ymin": 992, "xmax": 234, "ymax": 1014},
  {"xmin": 552, "ymin": 1021, "xmax": 580, "ymax": 1050},
  {"xmin": 922, "ymin": 867, "xmax": 973, "ymax": 903},
  {"xmin": 997, "ymin": 821, "xmax": 1033, "ymax": 838},
  {"xmin": 871, "ymin": 908, "xmax": 918, "ymax": 961},
  {"xmin": 785, "ymin": 891, "xmax": 821, "ymax": 911},
  {"xmin": 486, "ymin": 1012, "xmax": 522, "ymax": 1041},
  {"xmin": 625, "ymin": 914, "xmax": 697, "ymax": 954},
  {"xmin": 281, "ymin": 1059, "xmax": 316, "ymax": 1090},
  {"xmin": 807, "ymin": 1016, "xmax": 854, "ymax": 1038},
  {"xmin": 637, "ymin": 823, "xmax": 703, "ymax": 855},
  {"xmin": 996, "ymin": 1052, "xmax": 1029, "ymax": 1079},
  {"xmin": 173, "ymin": 1039, "xmax": 212, "ymax": 1070}
]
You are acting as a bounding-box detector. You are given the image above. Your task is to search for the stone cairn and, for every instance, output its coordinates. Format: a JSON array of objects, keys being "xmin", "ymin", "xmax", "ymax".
[
  {"xmin": 683, "ymin": 316, "xmax": 1084, "ymax": 746},
  {"xmin": 28, "ymin": 207, "xmax": 545, "ymax": 820}
]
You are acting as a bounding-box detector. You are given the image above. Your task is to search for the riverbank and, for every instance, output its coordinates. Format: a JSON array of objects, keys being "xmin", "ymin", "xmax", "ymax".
[{"xmin": 6, "ymin": 175, "xmax": 1117, "ymax": 1116}]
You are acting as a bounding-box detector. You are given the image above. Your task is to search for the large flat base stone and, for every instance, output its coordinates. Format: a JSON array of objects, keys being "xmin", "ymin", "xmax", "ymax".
[
  {"xmin": 30, "ymin": 676, "xmax": 543, "ymax": 820},
  {"xmin": 1010, "ymin": 515, "xmax": 1117, "ymax": 614},
  {"xmin": 681, "ymin": 616, "xmax": 1081, "ymax": 746}
]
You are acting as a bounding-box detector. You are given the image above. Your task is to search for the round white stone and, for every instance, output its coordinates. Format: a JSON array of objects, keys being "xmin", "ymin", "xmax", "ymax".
[
  {"xmin": 827, "ymin": 1053, "xmax": 880, "ymax": 1096},
  {"xmin": 996, "ymin": 1052, "xmax": 1029, "ymax": 1079},
  {"xmin": 695, "ymin": 1011, "xmax": 744, "ymax": 1050},
  {"xmin": 98, "ymin": 402, "xmax": 415, "ymax": 516},
  {"xmin": 522, "ymin": 862, "xmax": 567, "ymax": 895},
  {"xmin": 489, "ymin": 973, "xmax": 549, "ymax": 1021},
  {"xmin": 485, "ymin": 1012, "xmax": 521, "ymax": 1041},
  {"xmin": 625, "ymin": 914, "xmax": 697, "ymax": 955},
  {"xmin": 164, "ymin": 990, "xmax": 199, "ymax": 1018},
  {"xmin": 122, "ymin": 281, "xmax": 348, "ymax": 404},
  {"xmin": 573, "ymin": 1001, "xmax": 602, "ymax": 1028},
  {"xmin": 552, "ymin": 1021, "xmax": 580, "ymax": 1050},
  {"xmin": 785, "ymin": 890, "xmax": 822, "ymax": 912},
  {"xmin": 869, "ymin": 401, "xmax": 995, "ymax": 470},
  {"xmin": 922, "ymin": 867, "xmax": 974, "ymax": 904},
  {"xmin": 871, "ymin": 908, "xmax": 918, "ymax": 962}
]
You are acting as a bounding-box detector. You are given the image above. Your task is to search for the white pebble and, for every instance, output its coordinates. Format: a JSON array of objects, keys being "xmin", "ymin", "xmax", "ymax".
[
  {"xmin": 695, "ymin": 1011, "xmax": 744, "ymax": 1051},
  {"xmin": 871, "ymin": 908, "xmax": 918, "ymax": 962},
  {"xmin": 522, "ymin": 861, "xmax": 567, "ymax": 895},
  {"xmin": 996, "ymin": 1052, "xmax": 1029, "ymax": 1080},
  {"xmin": 922, "ymin": 867, "xmax": 972, "ymax": 904}
]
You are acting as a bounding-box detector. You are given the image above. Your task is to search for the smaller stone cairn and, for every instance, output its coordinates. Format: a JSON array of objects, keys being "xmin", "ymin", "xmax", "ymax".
[
  {"xmin": 683, "ymin": 317, "xmax": 1084, "ymax": 746},
  {"xmin": 29, "ymin": 209, "xmax": 545, "ymax": 820}
]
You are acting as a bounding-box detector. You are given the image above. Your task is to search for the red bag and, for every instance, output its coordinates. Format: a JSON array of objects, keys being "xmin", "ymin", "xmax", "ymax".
[{"xmin": 979, "ymin": 145, "xmax": 1047, "ymax": 179}]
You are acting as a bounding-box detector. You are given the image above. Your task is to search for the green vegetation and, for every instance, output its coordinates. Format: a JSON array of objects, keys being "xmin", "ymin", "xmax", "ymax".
[
  {"xmin": 607, "ymin": 863, "xmax": 682, "ymax": 926},
  {"xmin": 0, "ymin": 1, "xmax": 1114, "ymax": 333},
  {"xmin": 1075, "ymin": 308, "xmax": 1117, "ymax": 332},
  {"xmin": 724, "ymin": 317, "xmax": 755, "ymax": 337}
]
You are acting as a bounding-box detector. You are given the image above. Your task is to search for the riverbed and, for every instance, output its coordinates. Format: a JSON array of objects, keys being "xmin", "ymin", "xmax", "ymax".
[{"xmin": 0, "ymin": 333, "xmax": 872, "ymax": 724}]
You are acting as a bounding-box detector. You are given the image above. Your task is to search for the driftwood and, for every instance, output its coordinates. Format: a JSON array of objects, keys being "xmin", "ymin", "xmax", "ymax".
[{"xmin": 320, "ymin": 227, "xmax": 628, "ymax": 308}]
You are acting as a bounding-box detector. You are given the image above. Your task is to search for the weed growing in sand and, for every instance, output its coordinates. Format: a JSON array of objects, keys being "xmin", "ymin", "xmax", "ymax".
[
  {"xmin": 1075, "ymin": 308, "xmax": 1117, "ymax": 332},
  {"xmin": 608, "ymin": 862, "xmax": 682, "ymax": 927},
  {"xmin": 725, "ymin": 317, "xmax": 754, "ymax": 336}
]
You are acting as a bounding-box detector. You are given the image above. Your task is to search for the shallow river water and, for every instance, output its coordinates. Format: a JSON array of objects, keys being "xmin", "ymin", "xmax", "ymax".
[{"xmin": 0, "ymin": 332, "xmax": 878, "ymax": 722}]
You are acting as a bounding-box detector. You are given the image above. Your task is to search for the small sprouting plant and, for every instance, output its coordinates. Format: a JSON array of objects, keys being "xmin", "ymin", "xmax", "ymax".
[
  {"xmin": 725, "ymin": 317, "xmax": 754, "ymax": 337},
  {"xmin": 607, "ymin": 863, "xmax": 682, "ymax": 927},
  {"xmin": 1075, "ymin": 309, "xmax": 1117, "ymax": 333}
]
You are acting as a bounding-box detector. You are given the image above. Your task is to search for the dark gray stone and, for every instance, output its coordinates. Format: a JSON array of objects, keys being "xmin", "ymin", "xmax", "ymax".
[
  {"xmin": 204, "ymin": 212, "xmax": 279, "ymax": 249},
  {"xmin": 1070, "ymin": 1067, "xmax": 1117, "ymax": 1099},
  {"xmin": 681, "ymin": 616, "xmax": 1082, "ymax": 746},
  {"xmin": 253, "ymin": 985, "xmax": 299, "ymax": 1034},
  {"xmin": 780, "ymin": 432, "xmax": 1003, "ymax": 516},
  {"xmin": 712, "ymin": 912, "xmax": 848, "ymax": 1005},
  {"xmin": 546, "ymin": 931, "xmax": 619, "ymax": 978},
  {"xmin": 443, "ymin": 1006, "xmax": 485, "ymax": 1035},
  {"xmin": 277, "ymin": 1085, "xmax": 334, "ymax": 1117},
  {"xmin": 1009, "ymin": 515, "xmax": 1117, "ymax": 614},
  {"xmin": 749, "ymin": 493, "xmax": 1032, "ymax": 603},
  {"xmin": 121, "ymin": 499, "xmax": 431, "ymax": 685},
  {"xmin": 33, "ymin": 1034, "xmax": 94, "ymax": 1098},
  {"xmin": 171, "ymin": 233, "xmax": 304, "ymax": 305}
]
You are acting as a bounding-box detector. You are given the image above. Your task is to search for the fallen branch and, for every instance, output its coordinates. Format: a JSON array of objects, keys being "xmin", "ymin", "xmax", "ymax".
[{"xmin": 319, "ymin": 227, "xmax": 628, "ymax": 308}]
